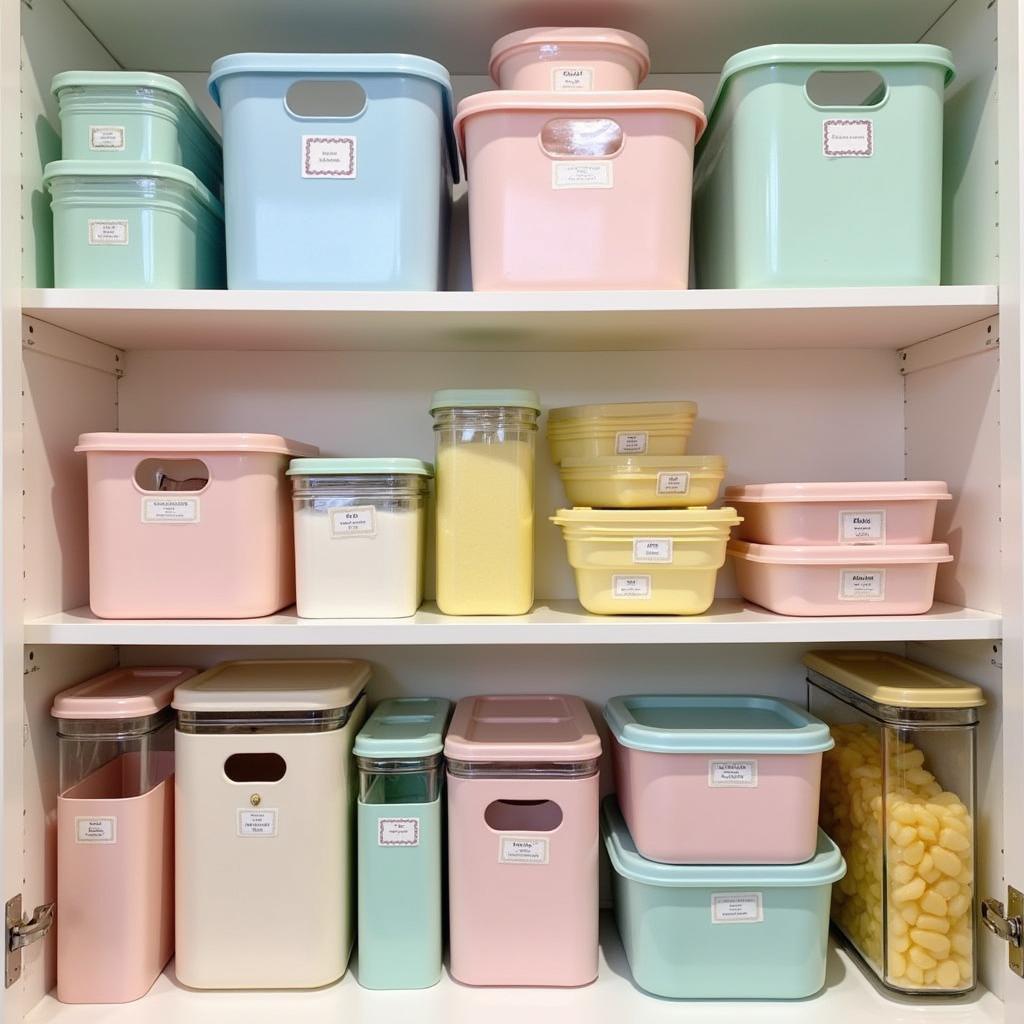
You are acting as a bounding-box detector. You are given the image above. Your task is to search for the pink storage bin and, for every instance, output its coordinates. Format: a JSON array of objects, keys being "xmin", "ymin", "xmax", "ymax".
[
  {"xmin": 445, "ymin": 695, "xmax": 601, "ymax": 987},
  {"xmin": 605, "ymin": 695, "xmax": 833, "ymax": 865},
  {"xmin": 729, "ymin": 540, "xmax": 953, "ymax": 616},
  {"xmin": 489, "ymin": 27, "xmax": 650, "ymax": 91},
  {"xmin": 455, "ymin": 91, "xmax": 706, "ymax": 291},
  {"xmin": 76, "ymin": 433, "xmax": 318, "ymax": 618},
  {"xmin": 725, "ymin": 481, "xmax": 952, "ymax": 545}
]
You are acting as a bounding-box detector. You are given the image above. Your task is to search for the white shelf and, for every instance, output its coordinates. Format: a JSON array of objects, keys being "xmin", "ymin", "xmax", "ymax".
[{"xmin": 21, "ymin": 286, "xmax": 998, "ymax": 353}]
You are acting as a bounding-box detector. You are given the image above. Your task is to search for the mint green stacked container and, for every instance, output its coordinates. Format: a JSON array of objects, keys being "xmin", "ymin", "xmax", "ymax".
[{"xmin": 355, "ymin": 698, "xmax": 450, "ymax": 990}]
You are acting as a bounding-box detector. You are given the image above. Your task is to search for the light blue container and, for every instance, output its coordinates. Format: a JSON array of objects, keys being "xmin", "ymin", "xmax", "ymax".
[
  {"xmin": 603, "ymin": 797, "xmax": 846, "ymax": 999},
  {"xmin": 208, "ymin": 54, "xmax": 458, "ymax": 290},
  {"xmin": 355, "ymin": 698, "xmax": 451, "ymax": 990}
]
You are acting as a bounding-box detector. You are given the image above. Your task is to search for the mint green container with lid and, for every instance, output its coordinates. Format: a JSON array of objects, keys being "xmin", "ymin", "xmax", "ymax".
[
  {"xmin": 356, "ymin": 698, "xmax": 451, "ymax": 990},
  {"xmin": 693, "ymin": 44, "xmax": 955, "ymax": 287}
]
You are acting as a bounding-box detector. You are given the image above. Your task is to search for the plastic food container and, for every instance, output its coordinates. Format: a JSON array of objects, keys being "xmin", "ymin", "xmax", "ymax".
[
  {"xmin": 76, "ymin": 432, "xmax": 318, "ymax": 619},
  {"xmin": 173, "ymin": 659, "xmax": 369, "ymax": 989},
  {"xmin": 445, "ymin": 695, "xmax": 601, "ymax": 986},
  {"xmin": 356, "ymin": 698, "xmax": 451, "ymax": 990},
  {"xmin": 288, "ymin": 458, "xmax": 432, "ymax": 618},
  {"xmin": 693, "ymin": 45, "xmax": 954, "ymax": 287},
  {"xmin": 605, "ymin": 695, "xmax": 833, "ymax": 864},
  {"xmin": 726, "ymin": 481, "xmax": 952, "ymax": 545},
  {"xmin": 52, "ymin": 667, "xmax": 195, "ymax": 1004},
  {"xmin": 432, "ymin": 389, "xmax": 539, "ymax": 615},
  {"xmin": 729, "ymin": 540, "xmax": 953, "ymax": 616},
  {"xmin": 209, "ymin": 53, "xmax": 458, "ymax": 290},
  {"xmin": 44, "ymin": 160, "xmax": 225, "ymax": 289},
  {"xmin": 603, "ymin": 797, "xmax": 846, "ymax": 999},
  {"xmin": 52, "ymin": 71, "xmax": 222, "ymax": 193},
  {"xmin": 455, "ymin": 91, "xmax": 706, "ymax": 290},
  {"xmin": 489, "ymin": 27, "xmax": 650, "ymax": 91},
  {"xmin": 806, "ymin": 650, "xmax": 984, "ymax": 994},
  {"xmin": 551, "ymin": 507, "xmax": 741, "ymax": 615},
  {"xmin": 559, "ymin": 454, "xmax": 725, "ymax": 508},
  {"xmin": 548, "ymin": 401, "xmax": 697, "ymax": 462}
]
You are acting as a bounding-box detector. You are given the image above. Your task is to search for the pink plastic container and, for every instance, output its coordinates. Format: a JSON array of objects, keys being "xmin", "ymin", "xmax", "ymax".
[
  {"xmin": 76, "ymin": 433, "xmax": 318, "ymax": 618},
  {"xmin": 489, "ymin": 27, "xmax": 650, "ymax": 91},
  {"xmin": 53, "ymin": 667, "xmax": 196, "ymax": 1003},
  {"xmin": 725, "ymin": 481, "xmax": 952, "ymax": 545},
  {"xmin": 455, "ymin": 91, "xmax": 706, "ymax": 291},
  {"xmin": 605, "ymin": 695, "xmax": 832, "ymax": 864},
  {"xmin": 729, "ymin": 540, "xmax": 953, "ymax": 616},
  {"xmin": 445, "ymin": 695, "xmax": 601, "ymax": 987}
]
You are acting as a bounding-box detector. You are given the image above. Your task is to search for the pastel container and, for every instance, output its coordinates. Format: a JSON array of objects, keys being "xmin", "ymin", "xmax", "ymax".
[
  {"xmin": 726, "ymin": 481, "xmax": 952, "ymax": 545},
  {"xmin": 489, "ymin": 27, "xmax": 650, "ymax": 91},
  {"xmin": 356, "ymin": 698, "xmax": 451, "ymax": 990},
  {"xmin": 76, "ymin": 432, "xmax": 318, "ymax": 619},
  {"xmin": 693, "ymin": 45, "xmax": 954, "ymax": 287},
  {"xmin": 44, "ymin": 160, "xmax": 225, "ymax": 289},
  {"xmin": 603, "ymin": 798, "xmax": 846, "ymax": 999},
  {"xmin": 550, "ymin": 507, "xmax": 742, "ymax": 615},
  {"xmin": 604, "ymin": 695, "xmax": 833, "ymax": 864},
  {"xmin": 559, "ymin": 454, "xmax": 725, "ymax": 508},
  {"xmin": 729, "ymin": 540, "xmax": 953, "ymax": 616},
  {"xmin": 445, "ymin": 695, "xmax": 601, "ymax": 987},
  {"xmin": 455, "ymin": 90, "xmax": 706, "ymax": 290},
  {"xmin": 209, "ymin": 53, "xmax": 458, "ymax": 290},
  {"xmin": 548, "ymin": 401, "xmax": 697, "ymax": 463}
]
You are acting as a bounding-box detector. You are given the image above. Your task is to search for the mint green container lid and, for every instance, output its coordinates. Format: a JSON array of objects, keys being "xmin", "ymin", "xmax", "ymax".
[
  {"xmin": 287, "ymin": 458, "xmax": 433, "ymax": 477},
  {"xmin": 354, "ymin": 698, "xmax": 452, "ymax": 758},
  {"xmin": 604, "ymin": 695, "xmax": 833, "ymax": 754},
  {"xmin": 430, "ymin": 388, "xmax": 541, "ymax": 413},
  {"xmin": 603, "ymin": 797, "xmax": 845, "ymax": 887}
]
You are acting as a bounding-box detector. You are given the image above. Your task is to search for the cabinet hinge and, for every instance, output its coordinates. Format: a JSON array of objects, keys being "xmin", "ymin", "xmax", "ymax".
[
  {"xmin": 5, "ymin": 895, "xmax": 54, "ymax": 988},
  {"xmin": 980, "ymin": 886, "xmax": 1023, "ymax": 978}
]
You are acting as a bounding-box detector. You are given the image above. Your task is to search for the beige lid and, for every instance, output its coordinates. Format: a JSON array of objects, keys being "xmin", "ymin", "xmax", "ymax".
[{"xmin": 548, "ymin": 401, "xmax": 697, "ymax": 423}]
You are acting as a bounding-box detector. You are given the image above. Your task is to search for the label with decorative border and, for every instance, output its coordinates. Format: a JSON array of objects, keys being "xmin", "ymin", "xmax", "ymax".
[
  {"xmin": 89, "ymin": 125, "xmax": 125, "ymax": 151},
  {"xmin": 839, "ymin": 568, "xmax": 885, "ymax": 600},
  {"xmin": 708, "ymin": 759, "xmax": 758, "ymax": 788},
  {"xmin": 615, "ymin": 431, "xmax": 649, "ymax": 454},
  {"xmin": 823, "ymin": 118, "xmax": 873, "ymax": 158},
  {"xmin": 613, "ymin": 574, "xmax": 652, "ymax": 599},
  {"xmin": 632, "ymin": 537, "xmax": 673, "ymax": 564},
  {"xmin": 141, "ymin": 496, "xmax": 199, "ymax": 523},
  {"xmin": 656, "ymin": 471, "xmax": 690, "ymax": 495},
  {"xmin": 839, "ymin": 509, "xmax": 886, "ymax": 544},
  {"xmin": 499, "ymin": 836, "xmax": 549, "ymax": 864},
  {"xmin": 711, "ymin": 891, "xmax": 764, "ymax": 924},
  {"xmin": 378, "ymin": 817, "xmax": 420, "ymax": 847},
  {"xmin": 88, "ymin": 220, "xmax": 129, "ymax": 245},
  {"xmin": 302, "ymin": 135, "xmax": 357, "ymax": 178},
  {"xmin": 76, "ymin": 816, "xmax": 116, "ymax": 843}
]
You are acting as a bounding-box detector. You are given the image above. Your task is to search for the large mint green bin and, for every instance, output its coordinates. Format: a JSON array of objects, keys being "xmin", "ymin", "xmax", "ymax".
[
  {"xmin": 603, "ymin": 797, "xmax": 846, "ymax": 999},
  {"xmin": 693, "ymin": 45, "xmax": 955, "ymax": 288},
  {"xmin": 356, "ymin": 698, "xmax": 451, "ymax": 990}
]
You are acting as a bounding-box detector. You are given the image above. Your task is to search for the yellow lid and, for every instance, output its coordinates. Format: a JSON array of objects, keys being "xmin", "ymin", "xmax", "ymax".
[{"xmin": 803, "ymin": 651, "xmax": 985, "ymax": 709}]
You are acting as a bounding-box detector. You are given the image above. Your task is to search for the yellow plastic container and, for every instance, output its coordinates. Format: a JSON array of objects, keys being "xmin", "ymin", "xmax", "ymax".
[
  {"xmin": 559, "ymin": 455, "xmax": 725, "ymax": 509},
  {"xmin": 550, "ymin": 507, "xmax": 742, "ymax": 615},
  {"xmin": 547, "ymin": 401, "xmax": 697, "ymax": 463}
]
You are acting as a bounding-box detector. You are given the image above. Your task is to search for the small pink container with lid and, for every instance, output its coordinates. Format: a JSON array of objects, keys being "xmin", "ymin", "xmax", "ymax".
[
  {"xmin": 445, "ymin": 695, "xmax": 601, "ymax": 986},
  {"xmin": 489, "ymin": 27, "xmax": 651, "ymax": 91}
]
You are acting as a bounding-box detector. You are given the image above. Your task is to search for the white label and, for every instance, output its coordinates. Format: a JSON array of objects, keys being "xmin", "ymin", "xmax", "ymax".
[
  {"xmin": 839, "ymin": 568, "xmax": 886, "ymax": 601},
  {"xmin": 823, "ymin": 118, "xmax": 873, "ymax": 158},
  {"xmin": 302, "ymin": 134, "xmax": 357, "ymax": 179},
  {"xmin": 552, "ymin": 161, "xmax": 613, "ymax": 190},
  {"xmin": 615, "ymin": 431, "xmax": 648, "ymax": 454},
  {"xmin": 499, "ymin": 836, "xmax": 549, "ymax": 864},
  {"xmin": 378, "ymin": 817, "xmax": 420, "ymax": 847},
  {"xmin": 632, "ymin": 537, "xmax": 673, "ymax": 564},
  {"xmin": 711, "ymin": 891, "xmax": 764, "ymax": 924},
  {"xmin": 656, "ymin": 471, "xmax": 691, "ymax": 495},
  {"xmin": 88, "ymin": 219, "xmax": 128, "ymax": 245},
  {"xmin": 330, "ymin": 506, "xmax": 376, "ymax": 537},
  {"xmin": 238, "ymin": 809, "xmax": 278, "ymax": 837},
  {"xmin": 141, "ymin": 496, "xmax": 199, "ymax": 523},
  {"xmin": 613, "ymin": 574, "xmax": 652, "ymax": 599},
  {"xmin": 551, "ymin": 66, "xmax": 595, "ymax": 91},
  {"xmin": 75, "ymin": 816, "xmax": 116, "ymax": 844},
  {"xmin": 89, "ymin": 125, "xmax": 125, "ymax": 151},
  {"xmin": 708, "ymin": 759, "xmax": 759, "ymax": 788},
  {"xmin": 839, "ymin": 509, "xmax": 886, "ymax": 544}
]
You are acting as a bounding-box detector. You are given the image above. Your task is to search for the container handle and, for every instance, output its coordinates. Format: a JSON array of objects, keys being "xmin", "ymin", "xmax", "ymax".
[
  {"xmin": 804, "ymin": 69, "xmax": 888, "ymax": 110},
  {"xmin": 484, "ymin": 799, "xmax": 563, "ymax": 832},
  {"xmin": 224, "ymin": 752, "xmax": 287, "ymax": 783},
  {"xmin": 133, "ymin": 457, "xmax": 209, "ymax": 494},
  {"xmin": 285, "ymin": 80, "xmax": 367, "ymax": 120},
  {"xmin": 539, "ymin": 117, "xmax": 624, "ymax": 159}
]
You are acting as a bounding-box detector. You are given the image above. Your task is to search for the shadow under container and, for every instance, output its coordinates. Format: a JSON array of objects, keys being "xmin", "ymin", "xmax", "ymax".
[
  {"xmin": 805, "ymin": 649, "xmax": 985, "ymax": 995},
  {"xmin": 445, "ymin": 694, "xmax": 601, "ymax": 986},
  {"xmin": 52, "ymin": 666, "xmax": 196, "ymax": 1004},
  {"xmin": 355, "ymin": 698, "xmax": 452, "ymax": 990},
  {"xmin": 173, "ymin": 659, "xmax": 369, "ymax": 989}
]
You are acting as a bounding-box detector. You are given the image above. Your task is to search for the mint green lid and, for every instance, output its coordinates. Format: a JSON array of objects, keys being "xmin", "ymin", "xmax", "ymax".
[
  {"xmin": 604, "ymin": 695, "xmax": 833, "ymax": 754},
  {"xmin": 602, "ymin": 797, "xmax": 846, "ymax": 887},
  {"xmin": 430, "ymin": 388, "xmax": 541, "ymax": 413},
  {"xmin": 354, "ymin": 698, "xmax": 452, "ymax": 758},
  {"xmin": 287, "ymin": 458, "xmax": 433, "ymax": 477}
]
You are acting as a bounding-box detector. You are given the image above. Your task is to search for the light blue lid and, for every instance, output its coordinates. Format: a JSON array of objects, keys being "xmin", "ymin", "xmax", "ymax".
[
  {"xmin": 604, "ymin": 695, "xmax": 833, "ymax": 754},
  {"xmin": 602, "ymin": 797, "xmax": 846, "ymax": 888},
  {"xmin": 354, "ymin": 698, "xmax": 452, "ymax": 758},
  {"xmin": 287, "ymin": 458, "xmax": 433, "ymax": 477}
]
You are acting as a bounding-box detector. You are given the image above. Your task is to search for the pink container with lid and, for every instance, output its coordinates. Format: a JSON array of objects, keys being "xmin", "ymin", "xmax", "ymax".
[
  {"xmin": 455, "ymin": 91, "xmax": 706, "ymax": 291},
  {"xmin": 725, "ymin": 481, "xmax": 952, "ymax": 545},
  {"xmin": 489, "ymin": 27, "xmax": 651, "ymax": 91},
  {"xmin": 445, "ymin": 695, "xmax": 601, "ymax": 986},
  {"xmin": 76, "ymin": 433, "xmax": 318, "ymax": 618},
  {"xmin": 729, "ymin": 540, "xmax": 953, "ymax": 616}
]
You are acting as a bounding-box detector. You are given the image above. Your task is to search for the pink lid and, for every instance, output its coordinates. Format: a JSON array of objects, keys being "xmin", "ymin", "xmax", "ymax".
[
  {"xmin": 444, "ymin": 694, "xmax": 601, "ymax": 762},
  {"xmin": 728, "ymin": 540, "xmax": 953, "ymax": 566},
  {"xmin": 75, "ymin": 432, "xmax": 318, "ymax": 456},
  {"xmin": 52, "ymin": 667, "xmax": 197, "ymax": 719},
  {"xmin": 724, "ymin": 481, "xmax": 951, "ymax": 503},
  {"xmin": 489, "ymin": 26, "xmax": 651, "ymax": 83}
]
